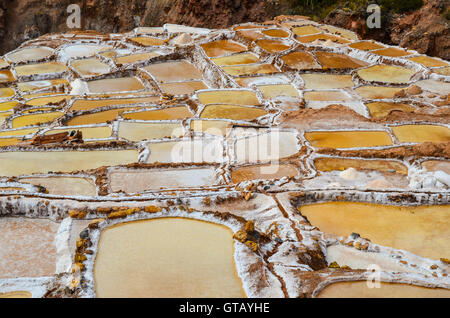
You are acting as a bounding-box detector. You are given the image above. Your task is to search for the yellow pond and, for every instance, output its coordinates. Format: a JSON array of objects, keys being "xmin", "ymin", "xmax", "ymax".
[
  {"xmin": 299, "ymin": 202, "xmax": 450, "ymax": 260},
  {"xmin": 143, "ymin": 60, "xmax": 203, "ymax": 83},
  {"xmin": 314, "ymin": 157, "xmax": 407, "ymax": 174},
  {"xmin": 0, "ymin": 291, "xmax": 32, "ymax": 298},
  {"xmin": 18, "ymin": 79, "xmax": 68, "ymax": 93},
  {"xmin": 318, "ymin": 281, "xmax": 450, "ymax": 298},
  {"xmin": 200, "ymin": 40, "xmax": 247, "ymax": 58},
  {"xmin": 212, "ymin": 53, "xmax": 260, "ymax": 66},
  {"xmin": 354, "ymin": 86, "xmax": 405, "ymax": 99},
  {"xmin": 366, "ymin": 102, "xmax": 415, "ymax": 119},
  {"xmin": 314, "ymin": 52, "xmax": 368, "ymax": 70},
  {"xmin": 161, "ymin": 81, "xmax": 208, "ymax": 95},
  {"xmin": 94, "ymin": 218, "xmax": 245, "ymax": 298},
  {"xmin": 200, "ymin": 105, "xmax": 267, "ymax": 121},
  {"xmin": 256, "ymin": 39, "xmax": 291, "ymax": 53},
  {"xmin": 122, "ymin": 106, "xmax": 192, "ymax": 121},
  {"xmin": 66, "ymin": 108, "xmax": 136, "ymax": 126},
  {"xmin": 118, "ymin": 121, "xmax": 184, "ymax": 141},
  {"xmin": 130, "ymin": 37, "xmax": 165, "ymax": 46},
  {"xmin": 0, "ymin": 150, "xmax": 138, "ymax": 176},
  {"xmin": 281, "ymin": 51, "xmax": 321, "ymax": 70},
  {"xmin": 348, "ymin": 41, "xmax": 385, "ymax": 51},
  {"xmin": 262, "ymin": 29, "xmax": 290, "ymax": 38},
  {"xmin": 231, "ymin": 164, "xmax": 298, "ymax": 183},
  {"xmin": 15, "ymin": 62, "xmax": 67, "ymax": 76},
  {"xmin": 357, "ymin": 65, "xmax": 415, "ymax": 84},
  {"xmin": 70, "ymin": 96, "xmax": 159, "ymax": 111},
  {"xmin": 305, "ymin": 131, "xmax": 393, "ymax": 148},
  {"xmin": 407, "ymin": 56, "xmax": 448, "ymax": 68},
  {"xmin": 222, "ymin": 64, "xmax": 278, "ymax": 76},
  {"xmin": 392, "ymin": 125, "xmax": 450, "ymax": 143},
  {"xmin": 257, "ymin": 84, "xmax": 299, "ymax": 99},
  {"xmin": 197, "ymin": 90, "xmax": 259, "ymax": 106},
  {"xmin": 12, "ymin": 112, "xmax": 64, "ymax": 128}
]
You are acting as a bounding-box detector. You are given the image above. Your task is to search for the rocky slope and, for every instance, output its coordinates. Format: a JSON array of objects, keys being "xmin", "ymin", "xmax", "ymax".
[{"xmin": 324, "ymin": 0, "xmax": 450, "ymax": 60}]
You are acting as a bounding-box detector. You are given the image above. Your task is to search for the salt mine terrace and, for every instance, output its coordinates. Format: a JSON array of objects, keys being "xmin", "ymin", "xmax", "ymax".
[{"xmin": 0, "ymin": 16, "xmax": 449, "ymax": 298}]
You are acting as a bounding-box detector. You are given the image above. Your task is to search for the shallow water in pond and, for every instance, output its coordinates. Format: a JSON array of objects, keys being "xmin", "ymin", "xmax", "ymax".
[
  {"xmin": 200, "ymin": 105, "xmax": 267, "ymax": 121},
  {"xmin": 422, "ymin": 160, "xmax": 450, "ymax": 174},
  {"xmin": 296, "ymin": 33, "xmax": 349, "ymax": 44},
  {"xmin": 115, "ymin": 52, "xmax": 160, "ymax": 64},
  {"xmin": 305, "ymin": 131, "xmax": 393, "ymax": 148},
  {"xmin": 94, "ymin": 218, "xmax": 245, "ymax": 298},
  {"xmin": 15, "ymin": 62, "xmax": 67, "ymax": 76},
  {"xmin": 21, "ymin": 176, "xmax": 97, "ymax": 196},
  {"xmin": 70, "ymin": 96, "xmax": 159, "ymax": 111},
  {"xmin": 190, "ymin": 120, "xmax": 231, "ymax": 137},
  {"xmin": 110, "ymin": 167, "xmax": 218, "ymax": 191},
  {"xmin": 291, "ymin": 26, "xmax": 321, "ymax": 36},
  {"xmin": 212, "ymin": 53, "xmax": 260, "ymax": 66},
  {"xmin": 304, "ymin": 91, "xmax": 350, "ymax": 101},
  {"xmin": 197, "ymin": 90, "xmax": 259, "ymax": 106},
  {"xmin": 118, "ymin": 121, "xmax": 184, "ymax": 141},
  {"xmin": 122, "ymin": 106, "xmax": 192, "ymax": 120},
  {"xmin": 314, "ymin": 52, "xmax": 368, "ymax": 69},
  {"xmin": 366, "ymin": 102, "xmax": 415, "ymax": 119},
  {"xmin": 18, "ymin": 79, "xmax": 68, "ymax": 93},
  {"xmin": 314, "ymin": 157, "xmax": 407, "ymax": 174},
  {"xmin": 318, "ymin": 281, "xmax": 450, "ymax": 298},
  {"xmin": 0, "ymin": 150, "xmax": 138, "ymax": 176},
  {"xmin": 7, "ymin": 47, "xmax": 53, "ymax": 63},
  {"xmin": 61, "ymin": 44, "xmax": 112, "ymax": 59},
  {"xmin": 373, "ymin": 48, "xmax": 412, "ymax": 57},
  {"xmin": 392, "ymin": 125, "xmax": 450, "ymax": 143},
  {"xmin": 0, "ymin": 291, "xmax": 32, "ymax": 298},
  {"xmin": 87, "ymin": 77, "xmax": 146, "ymax": 94},
  {"xmin": 222, "ymin": 64, "xmax": 278, "ymax": 76},
  {"xmin": 160, "ymin": 81, "xmax": 208, "ymax": 95},
  {"xmin": 354, "ymin": 86, "xmax": 405, "ymax": 99},
  {"xmin": 281, "ymin": 52, "xmax": 321, "ymax": 70},
  {"xmin": 66, "ymin": 107, "xmax": 136, "ymax": 126},
  {"xmin": 256, "ymin": 39, "xmax": 291, "ymax": 53},
  {"xmin": 143, "ymin": 60, "xmax": 203, "ymax": 82},
  {"xmin": 262, "ymin": 29, "xmax": 290, "ymax": 38},
  {"xmin": 407, "ymin": 56, "xmax": 448, "ymax": 68},
  {"xmin": 301, "ymin": 74, "xmax": 354, "ymax": 90},
  {"xmin": 231, "ymin": 164, "xmax": 298, "ymax": 183},
  {"xmin": 130, "ymin": 37, "xmax": 165, "ymax": 46},
  {"xmin": 357, "ymin": 65, "xmax": 415, "ymax": 84},
  {"xmin": 71, "ymin": 58, "xmax": 110, "ymax": 77},
  {"xmin": 45, "ymin": 126, "xmax": 112, "ymax": 140},
  {"xmin": 299, "ymin": 202, "xmax": 450, "ymax": 260},
  {"xmin": 25, "ymin": 95, "xmax": 71, "ymax": 106},
  {"xmin": 0, "ymin": 88, "xmax": 14, "ymax": 98},
  {"xmin": 348, "ymin": 41, "xmax": 385, "ymax": 51},
  {"xmin": 257, "ymin": 84, "xmax": 299, "ymax": 99},
  {"xmin": 0, "ymin": 70, "xmax": 16, "ymax": 83},
  {"xmin": 200, "ymin": 40, "xmax": 247, "ymax": 58},
  {"xmin": 0, "ymin": 218, "xmax": 59, "ymax": 278},
  {"xmin": 12, "ymin": 111, "xmax": 64, "ymax": 128}
]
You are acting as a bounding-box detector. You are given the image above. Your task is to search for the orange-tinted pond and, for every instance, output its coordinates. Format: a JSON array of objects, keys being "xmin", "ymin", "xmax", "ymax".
[
  {"xmin": 94, "ymin": 218, "xmax": 245, "ymax": 298},
  {"xmin": 299, "ymin": 202, "xmax": 450, "ymax": 260}
]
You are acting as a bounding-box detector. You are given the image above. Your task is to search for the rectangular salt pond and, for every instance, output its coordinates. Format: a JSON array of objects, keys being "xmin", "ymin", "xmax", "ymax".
[
  {"xmin": 15, "ymin": 62, "xmax": 67, "ymax": 77},
  {"xmin": 122, "ymin": 107, "xmax": 192, "ymax": 121},
  {"xmin": 70, "ymin": 96, "xmax": 159, "ymax": 111},
  {"xmin": 142, "ymin": 60, "xmax": 203, "ymax": 82},
  {"xmin": 0, "ymin": 150, "xmax": 139, "ymax": 176},
  {"xmin": 87, "ymin": 77, "xmax": 146, "ymax": 94},
  {"xmin": 392, "ymin": 125, "xmax": 450, "ymax": 143},
  {"xmin": 197, "ymin": 90, "xmax": 259, "ymax": 106},
  {"xmin": 0, "ymin": 218, "xmax": 59, "ymax": 279},
  {"xmin": 301, "ymin": 74, "xmax": 355, "ymax": 90},
  {"xmin": 109, "ymin": 167, "xmax": 218, "ymax": 192},
  {"xmin": 298, "ymin": 202, "xmax": 450, "ymax": 260},
  {"xmin": 94, "ymin": 218, "xmax": 245, "ymax": 298},
  {"xmin": 314, "ymin": 157, "xmax": 407, "ymax": 174},
  {"xmin": 305, "ymin": 131, "xmax": 393, "ymax": 148},
  {"xmin": 21, "ymin": 176, "xmax": 97, "ymax": 196},
  {"xmin": 118, "ymin": 121, "xmax": 184, "ymax": 141}
]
